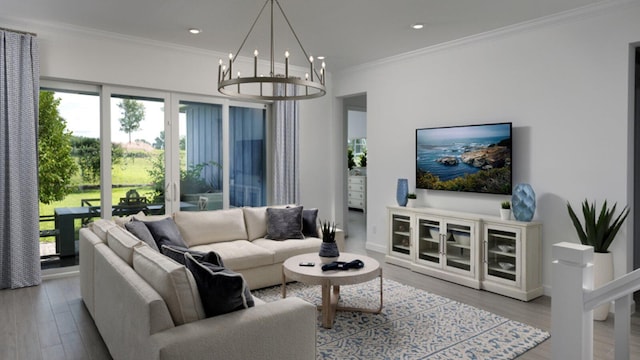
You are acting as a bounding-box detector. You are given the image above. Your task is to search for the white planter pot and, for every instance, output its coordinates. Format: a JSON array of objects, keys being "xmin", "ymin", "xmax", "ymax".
[
  {"xmin": 500, "ymin": 209, "xmax": 511, "ymax": 220},
  {"xmin": 592, "ymin": 252, "xmax": 614, "ymax": 321},
  {"xmin": 407, "ymin": 199, "xmax": 416, "ymax": 208}
]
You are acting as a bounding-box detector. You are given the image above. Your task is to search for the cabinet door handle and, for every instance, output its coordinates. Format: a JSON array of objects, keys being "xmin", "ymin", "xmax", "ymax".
[
  {"xmin": 410, "ymin": 227, "xmax": 413, "ymax": 246},
  {"xmin": 483, "ymin": 240, "xmax": 488, "ymax": 264}
]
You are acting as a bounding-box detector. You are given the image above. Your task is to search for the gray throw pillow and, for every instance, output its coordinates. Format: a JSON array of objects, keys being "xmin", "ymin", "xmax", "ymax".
[
  {"xmin": 302, "ymin": 208, "xmax": 319, "ymax": 238},
  {"xmin": 184, "ymin": 253, "xmax": 255, "ymax": 318},
  {"xmin": 143, "ymin": 217, "xmax": 188, "ymax": 249},
  {"xmin": 160, "ymin": 244, "xmax": 224, "ymax": 267},
  {"xmin": 265, "ymin": 206, "xmax": 304, "ymax": 240},
  {"xmin": 125, "ymin": 220, "xmax": 159, "ymax": 251}
]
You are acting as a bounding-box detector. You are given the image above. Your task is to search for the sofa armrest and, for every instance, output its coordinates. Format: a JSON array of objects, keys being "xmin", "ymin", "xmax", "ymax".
[{"xmin": 150, "ymin": 297, "xmax": 316, "ymax": 360}]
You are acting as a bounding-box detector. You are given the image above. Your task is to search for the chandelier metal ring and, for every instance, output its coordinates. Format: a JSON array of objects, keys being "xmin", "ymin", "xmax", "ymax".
[{"xmin": 217, "ymin": 0, "xmax": 326, "ymax": 101}]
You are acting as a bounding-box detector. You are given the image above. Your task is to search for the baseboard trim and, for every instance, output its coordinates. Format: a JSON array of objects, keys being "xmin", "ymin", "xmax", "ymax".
[
  {"xmin": 42, "ymin": 266, "xmax": 79, "ymax": 280},
  {"xmin": 366, "ymin": 242, "xmax": 387, "ymax": 254}
]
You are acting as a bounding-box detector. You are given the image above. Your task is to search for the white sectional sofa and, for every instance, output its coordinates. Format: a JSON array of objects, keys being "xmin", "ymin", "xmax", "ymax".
[{"xmin": 79, "ymin": 206, "xmax": 344, "ymax": 360}]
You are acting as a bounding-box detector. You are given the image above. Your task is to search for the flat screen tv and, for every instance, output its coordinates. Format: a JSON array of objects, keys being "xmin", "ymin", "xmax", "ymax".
[{"xmin": 416, "ymin": 122, "xmax": 512, "ymax": 195}]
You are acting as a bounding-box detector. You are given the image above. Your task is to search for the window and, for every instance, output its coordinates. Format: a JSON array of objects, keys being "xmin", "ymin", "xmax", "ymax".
[
  {"xmin": 230, "ymin": 106, "xmax": 267, "ymax": 207},
  {"xmin": 179, "ymin": 101, "xmax": 223, "ymax": 210},
  {"xmin": 38, "ymin": 87, "xmax": 100, "ymax": 267},
  {"xmin": 109, "ymin": 94, "xmax": 167, "ymax": 217},
  {"xmin": 38, "ymin": 82, "xmax": 270, "ymax": 270}
]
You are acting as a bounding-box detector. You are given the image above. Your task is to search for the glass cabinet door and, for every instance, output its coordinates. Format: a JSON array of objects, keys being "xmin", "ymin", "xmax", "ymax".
[
  {"xmin": 417, "ymin": 218, "xmax": 441, "ymax": 266},
  {"xmin": 444, "ymin": 221, "xmax": 473, "ymax": 273},
  {"xmin": 485, "ymin": 227, "xmax": 519, "ymax": 284},
  {"xmin": 390, "ymin": 214, "xmax": 411, "ymax": 256}
]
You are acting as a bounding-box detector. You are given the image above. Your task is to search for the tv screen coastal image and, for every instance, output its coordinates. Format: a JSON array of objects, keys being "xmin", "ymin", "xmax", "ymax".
[{"xmin": 416, "ymin": 122, "xmax": 512, "ymax": 195}]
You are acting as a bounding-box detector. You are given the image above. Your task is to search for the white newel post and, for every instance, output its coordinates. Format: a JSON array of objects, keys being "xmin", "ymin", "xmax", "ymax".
[{"xmin": 551, "ymin": 242, "xmax": 594, "ymax": 360}]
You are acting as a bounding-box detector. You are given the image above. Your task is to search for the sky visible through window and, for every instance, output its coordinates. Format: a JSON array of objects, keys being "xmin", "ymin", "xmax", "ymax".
[{"xmin": 56, "ymin": 92, "xmax": 185, "ymax": 144}]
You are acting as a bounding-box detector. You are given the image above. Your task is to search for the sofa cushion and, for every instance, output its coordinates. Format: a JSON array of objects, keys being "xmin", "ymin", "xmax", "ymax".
[
  {"xmin": 302, "ymin": 208, "xmax": 319, "ymax": 238},
  {"xmin": 143, "ymin": 217, "xmax": 188, "ymax": 249},
  {"xmin": 107, "ymin": 226, "xmax": 145, "ymax": 266},
  {"xmin": 132, "ymin": 246, "xmax": 205, "ymax": 325},
  {"xmin": 190, "ymin": 240, "xmax": 275, "ymax": 271},
  {"xmin": 90, "ymin": 219, "xmax": 117, "ymax": 243},
  {"xmin": 125, "ymin": 220, "xmax": 159, "ymax": 251},
  {"xmin": 174, "ymin": 208, "xmax": 248, "ymax": 246},
  {"xmin": 265, "ymin": 206, "xmax": 304, "ymax": 240},
  {"xmin": 160, "ymin": 244, "xmax": 224, "ymax": 267},
  {"xmin": 184, "ymin": 253, "xmax": 254, "ymax": 317},
  {"xmin": 253, "ymin": 237, "xmax": 323, "ymax": 263},
  {"xmin": 243, "ymin": 206, "xmax": 268, "ymax": 241}
]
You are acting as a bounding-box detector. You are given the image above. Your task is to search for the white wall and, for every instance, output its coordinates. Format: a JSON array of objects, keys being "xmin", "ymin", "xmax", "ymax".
[
  {"xmin": 348, "ymin": 110, "xmax": 367, "ymax": 139},
  {"xmin": 333, "ymin": 2, "xmax": 640, "ymax": 293},
  {"xmin": 0, "ymin": 16, "xmax": 336, "ymax": 220}
]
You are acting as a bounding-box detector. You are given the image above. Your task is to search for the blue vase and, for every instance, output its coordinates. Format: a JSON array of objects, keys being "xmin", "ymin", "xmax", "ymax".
[
  {"xmin": 396, "ymin": 178, "xmax": 408, "ymax": 207},
  {"xmin": 512, "ymin": 183, "xmax": 536, "ymax": 221}
]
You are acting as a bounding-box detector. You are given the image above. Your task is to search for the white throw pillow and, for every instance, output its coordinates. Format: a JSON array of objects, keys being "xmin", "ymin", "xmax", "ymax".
[{"xmin": 243, "ymin": 206, "xmax": 268, "ymax": 241}]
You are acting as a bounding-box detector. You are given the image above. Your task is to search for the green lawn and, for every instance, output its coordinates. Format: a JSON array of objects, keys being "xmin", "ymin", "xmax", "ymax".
[{"xmin": 39, "ymin": 151, "xmax": 162, "ymax": 243}]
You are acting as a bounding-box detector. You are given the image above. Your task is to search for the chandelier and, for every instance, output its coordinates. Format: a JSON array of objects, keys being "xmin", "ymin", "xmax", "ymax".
[{"xmin": 217, "ymin": 0, "xmax": 326, "ymax": 101}]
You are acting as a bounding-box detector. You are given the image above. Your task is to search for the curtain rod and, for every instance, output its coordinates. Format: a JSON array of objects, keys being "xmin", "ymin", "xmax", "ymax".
[{"xmin": 0, "ymin": 27, "xmax": 37, "ymax": 36}]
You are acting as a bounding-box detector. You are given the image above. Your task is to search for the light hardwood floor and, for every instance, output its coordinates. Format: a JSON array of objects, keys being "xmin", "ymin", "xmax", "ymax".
[{"xmin": 0, "ymin": 210, "xmax": 637, "ymax": 359}]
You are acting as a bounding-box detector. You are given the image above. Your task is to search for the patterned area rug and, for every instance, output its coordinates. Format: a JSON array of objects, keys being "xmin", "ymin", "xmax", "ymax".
[{"xmin": 253, "ymin": 279, "xmax": 549, "ymax": 360}]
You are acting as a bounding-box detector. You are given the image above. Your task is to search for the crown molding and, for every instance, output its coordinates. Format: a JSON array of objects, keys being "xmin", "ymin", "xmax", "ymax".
[{"xmin": 336, "ymin": 0, "xmax": 639, "ymax": 76}]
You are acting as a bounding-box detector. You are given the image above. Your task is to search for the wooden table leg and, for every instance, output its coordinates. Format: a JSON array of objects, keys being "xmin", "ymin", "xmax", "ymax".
[
  {"xmin": 281, "ymin": 268, "xmax": 287, "ymax": 298},
  {"xmin": 334, "ymin": 269, "xmax": 383, "ymax": 314},
  {"xmin": 321, "ymin": 282, "xmax": 331, "ymax": 328}
]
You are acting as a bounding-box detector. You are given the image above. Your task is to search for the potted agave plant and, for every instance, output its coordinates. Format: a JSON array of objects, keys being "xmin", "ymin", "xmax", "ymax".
[
  {"xmin": 407, "ymin": 193, "xmax": 417, "ymax": 208},
  {"xmin": 500, "ymin": 201, "xmax": 511, "ymax": 220},
  {"xmin": 319, "ymin": 220, "xmax": 339, "ymax": 263},
  {"xmin": 567, "ymin": 199, "xmax": 629, "ymax": 321}
]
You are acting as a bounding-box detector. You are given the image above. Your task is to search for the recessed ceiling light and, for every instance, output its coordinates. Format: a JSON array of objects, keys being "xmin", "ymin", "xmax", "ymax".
[
  {"xmin": 317, "ymin": 56, "xmax": 325, "ymax": 60},
  {"xmin": 411, "ymin": 23, "xmax": 424, "ymax": 30},
  {"xmin": 189, "ymin": 28, "xmax": 202, "ymax": 34}
]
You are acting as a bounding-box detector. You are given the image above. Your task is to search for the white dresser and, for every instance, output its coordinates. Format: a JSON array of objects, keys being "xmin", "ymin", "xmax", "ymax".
[{"xmin": 348, "ymin": 175, "xmax": 366, "ymax": 212}]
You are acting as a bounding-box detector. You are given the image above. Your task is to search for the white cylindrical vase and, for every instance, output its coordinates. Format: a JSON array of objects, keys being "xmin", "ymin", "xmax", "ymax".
[{"xmin": 592, "ymin": 252, "xmax": 614, "ymax": 321}]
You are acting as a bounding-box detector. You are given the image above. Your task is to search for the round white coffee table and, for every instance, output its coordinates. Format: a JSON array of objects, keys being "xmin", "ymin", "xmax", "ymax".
[{"xmin": 282, "ymin": 252, "xmax": 383, "ymax": 329}]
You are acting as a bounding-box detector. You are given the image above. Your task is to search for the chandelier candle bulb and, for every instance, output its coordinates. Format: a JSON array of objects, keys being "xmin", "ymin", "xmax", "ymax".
[
  {"xmin": 309, "ymin": 56, "xmax": 314, "ymax": 81},
  {"xmin": 285, "ymin": 51, "xmax": 289, "ymax": 78},
  {"xmin": 253, "ymin": 50, "xmax": 258, "ymax": 77}
]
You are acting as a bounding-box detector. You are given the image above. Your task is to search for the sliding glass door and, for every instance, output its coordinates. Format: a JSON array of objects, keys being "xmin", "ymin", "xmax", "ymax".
[
  {"xmin": 38, "ymin": 84, "xmax": 100, "ymax": 264},
  {"xmin": 109, "ymin": 93, "xmax": 168, "ymax": 217},
  {"xmin": 38, "ymin": 82, "xmax": 270, "ymax": 268},
  {"xmin": 230, "ymin": 105, "xmax": 266, "ymax": 207},
  {"xmin": 179, "ymin": 101, "xmax": 223, "ymax": 211}
]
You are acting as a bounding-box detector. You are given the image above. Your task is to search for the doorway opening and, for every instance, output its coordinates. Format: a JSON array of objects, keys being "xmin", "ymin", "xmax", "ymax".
[{"xmin": 344, "ymin": 94, "xmax": 367, "ymax": 250}]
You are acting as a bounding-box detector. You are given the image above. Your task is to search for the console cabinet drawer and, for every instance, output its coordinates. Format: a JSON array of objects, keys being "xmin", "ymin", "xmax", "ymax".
[{"xmin": 348, "ymin": 176, "xmax": 366, "ymax": 211}]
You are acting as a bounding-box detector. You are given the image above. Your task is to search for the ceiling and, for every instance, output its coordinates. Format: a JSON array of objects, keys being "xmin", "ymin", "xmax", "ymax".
[{"xmin": 3, "ymin": 0, "xmax": 603, "ymax": 71}]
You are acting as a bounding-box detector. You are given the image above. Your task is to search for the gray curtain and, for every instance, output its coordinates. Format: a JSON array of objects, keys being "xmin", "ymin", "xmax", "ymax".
[
  {"xmin": 272, "ymin": 84, "xmax": 299, "ymax": 204},
  {"xmin": 0, "ymin": 30, "xmax": 41, "ymax": 289}
]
